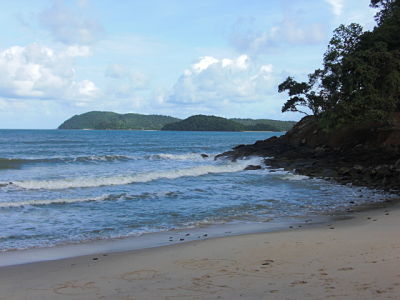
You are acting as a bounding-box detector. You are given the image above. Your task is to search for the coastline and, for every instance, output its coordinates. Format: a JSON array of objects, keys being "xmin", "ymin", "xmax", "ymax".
[
  {"xmin": 1, "ymin": 200, "xmax": 399, "ymax": 299},
  {"xmin": 0, "ymin": 215, "xmax": 334, "ymax": 268}
]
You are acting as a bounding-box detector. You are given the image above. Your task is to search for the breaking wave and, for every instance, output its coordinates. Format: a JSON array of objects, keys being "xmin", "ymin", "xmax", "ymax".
[
  {"xmin": 0, "ymin": 195, "xmax": 112, "ymax": 208},
  {"xmin": 0, "ymin": 153, "xmax": 213, "ymax": 170},
  {"xmin": 6, "ymin": 158, "xmax": 262, "ymax": 190},
  {"xmin": 0, "ymin": 155, "xmax": 133, "ymax": 169},
  {"xmin": 147, "ymin": 153, "xmax": 213, "ymax": 161}
]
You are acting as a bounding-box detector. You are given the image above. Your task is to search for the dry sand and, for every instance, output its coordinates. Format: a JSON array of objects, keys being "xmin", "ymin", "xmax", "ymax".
[{"xmin": 0, "ymin": 204, "xmax": 399, "ymax": 300}]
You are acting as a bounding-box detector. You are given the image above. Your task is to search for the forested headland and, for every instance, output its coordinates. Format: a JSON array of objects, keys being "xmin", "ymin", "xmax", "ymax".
[{"xmin": 58, "ymin": 111, "xmax": 296, "ymax": 132}]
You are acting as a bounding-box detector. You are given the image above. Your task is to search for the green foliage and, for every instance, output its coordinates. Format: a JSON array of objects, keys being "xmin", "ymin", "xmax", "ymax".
[
  {"xmin": 162, "ymin": 115, "xmax": 246, "ymax": 131},
  {"xmin": 278, "ymin": 1, "xmax": 400, "ymax": 130},
  {"xmin": 162, "ymin": 115, "xmax": 295, "ymax": 132},
  {"xmin": 231, "ymin": 118, "xmax": 296, "ymax": 131},
  {"xmin": 59, "ymin": 112, "xmax": 295, "ymax": 132},
  {"xmin": 370, "ymin": 0, "xmax": 398, "ymax": 24},
  {"xmin": 58, "ymin": 111, "xmax": 181, "ymax": 130},
  {"xmin": 278, "ymin": 23, "xmax": 364, "ymax": 118}
]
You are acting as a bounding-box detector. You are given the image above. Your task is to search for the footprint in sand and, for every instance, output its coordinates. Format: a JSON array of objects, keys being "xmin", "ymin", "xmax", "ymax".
[
  {"xmin": 290, "ymin": 280, "xmax": 308, "ymax": 286},
  {"xmin": 176, "ymin": 258, "xmax": 237, "ymax": 271},
  {"xmin": 175, "ymin": 273, "xmax": 233, "ymax": 295},
  {"xmin": 164, "ymin": 293, "xmax": 210, "ymax": 300},
  {"xmin": 261, "ymin": 259, "xmax": 274, "ymax": 266},
  {"xmin": 117, "ymin": 296, "xmax": 137, "ymax": 300},
  {"xmin": 120, "ymin": 269, "xmax": 159, "ymax": 281},
  {"xmin": 338, "ymin": 267, "xmax": 354, "ymax": 271},
  {"xmin": 53, "ymin": 281, "xmax": 99, "ymax": 295}
]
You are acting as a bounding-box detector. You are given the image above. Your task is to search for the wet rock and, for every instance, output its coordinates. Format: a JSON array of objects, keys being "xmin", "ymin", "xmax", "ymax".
[
  {"xmin": 374, "ymin": 165, "xmax": 392, "ymax": 177},
  {"xmin": 201, "ymin": 154, "xmax": 209, "ymax": 158},
  {"xmin": 215, "ymin": 114, "xmax": 400, "ymax": 192},
  {"xmin": 338, "ymin": 167, "xmax": 351, "ymax": 176},
  {"xmin": 395, "ymin": 158, "xmax": 400, "ymax": 169},
  {"xmin": 244, "ymin": 165, "xmax": 262, "ymax": 171},
  {"xmin": 320, "ymin": 169, "xmax": 338, "ymax": 178}
]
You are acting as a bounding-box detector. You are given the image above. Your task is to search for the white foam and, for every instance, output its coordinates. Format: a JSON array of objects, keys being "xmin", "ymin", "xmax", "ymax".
[
  {"xmin": 148, "ymin": 153, "xmax": 213, "ymax": 161},
  {"xmin": 11, "ymin": 158, "xmax": 262, "ymax": 190},
  {"xmin": 280, "ymin": 174, "xmax": 309, "ymax": 181},
  {"xmin": 0, "ymin": 195, "xmax": 110, "ymax": 208}
]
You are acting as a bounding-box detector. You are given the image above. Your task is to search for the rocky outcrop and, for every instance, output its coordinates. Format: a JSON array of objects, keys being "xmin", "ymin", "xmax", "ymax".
[{"xmin": 216, "ymin": 115, "xmax": 400, "ymax": 191}]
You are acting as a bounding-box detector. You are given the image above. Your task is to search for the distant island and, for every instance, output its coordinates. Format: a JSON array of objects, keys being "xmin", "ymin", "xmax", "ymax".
[
  {"xmin": 58, "ymin": 111, "xmax": 180, "ymax": 130},
  {"xmin": 58, "ymin": 111, "xmax": 296, "ymax": 132}
]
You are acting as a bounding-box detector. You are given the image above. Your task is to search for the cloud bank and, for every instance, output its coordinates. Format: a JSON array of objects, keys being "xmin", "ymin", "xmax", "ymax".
[
  {"xmin": 0, "ymin": 43, "xmax": 98, "ymax": 105},
  {"xmin": 166, "ymin": 55, "xmax": 274, "ymax": 108},
  {"xmin": 39, "ymin": 1, "xmax": 103, "ymax": 45},
  {"xmin": 230, "ymin": 17, "xmax": 326, "ymax": 55},
  {"xmin": 325, "ymin": 0, "xmax": 344, "ymax": 16}
]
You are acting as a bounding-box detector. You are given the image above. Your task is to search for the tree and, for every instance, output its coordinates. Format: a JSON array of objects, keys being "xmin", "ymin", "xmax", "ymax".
[
  {"xmin": 370, "ymin": 0, "xmax": 398, "ymax": 24},
  {"xmin": 278, "ymin": 24, "xmax": 364, "ymax": 118}
]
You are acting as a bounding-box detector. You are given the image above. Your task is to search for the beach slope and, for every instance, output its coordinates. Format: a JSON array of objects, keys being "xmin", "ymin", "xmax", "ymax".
[{"xmin": 0, "ymin": 204, "xmax": 399, "ymax": 299}]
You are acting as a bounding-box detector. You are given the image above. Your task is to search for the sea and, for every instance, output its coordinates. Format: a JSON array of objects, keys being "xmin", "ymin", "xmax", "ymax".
[{"xmin": 0, "ymin": 129, "xmax": 392, "ymax": 254}]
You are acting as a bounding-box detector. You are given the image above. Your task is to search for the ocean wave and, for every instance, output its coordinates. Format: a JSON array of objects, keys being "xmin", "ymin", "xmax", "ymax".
[
  {"xmin": 7, "ymin": 158, "xmax": 262, "ymax": 190},
  {"xmin": 0, "ymin": 155, "xmax": 134, "ymax": 169},
  {"xmin": 280, "ymin": 174, "xmax": 310, "ymax": 181},
  {"xmin": 0, "ymin": 153, "xmax": 214, "ymax": 170},
  {"xmin": 0, "ymin": 158, "xmax": 26, "ymax": 170},
  {"xmin": 0, "ymin": 194, "xmax": 115, "ymax": 208},
  {"xmin": 0, "ymin": 191, "xmax": 182, "ymax": 209},
  {"xmin": 147, "ymin": 153, "xmax": 213, "ymax": 161}
]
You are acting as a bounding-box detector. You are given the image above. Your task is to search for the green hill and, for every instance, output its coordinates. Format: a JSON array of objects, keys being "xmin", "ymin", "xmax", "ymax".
[
  {"xmin": 161, "ymin": 115, "xmax": 246, "ymax": 131},
  {"xmin": 161, "ymin": 115, "xmax": 295, "ymax": 132},
  {"xmin": 58, "ymin": 111, "xmax": 181, "ymax": 130},
  {"xmin": 58, "ymin": 111, "xmax": 296, "ymax": 131},
  {"xmin": 231, "ymin": 118, "xmax": 296, "ymax": 131}
]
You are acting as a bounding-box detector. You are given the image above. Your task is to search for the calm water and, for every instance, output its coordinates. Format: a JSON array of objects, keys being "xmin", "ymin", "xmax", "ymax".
[{"xmin": 0, "ymin": 130, "xmax": 390, "ymax": 251}]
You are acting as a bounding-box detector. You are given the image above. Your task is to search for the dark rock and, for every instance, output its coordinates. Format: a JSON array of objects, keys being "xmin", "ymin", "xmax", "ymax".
[
  {"xmin": 201, "ymin": 154, "xmax": 209, "ymax": 158},
  {"xmin": 338, "ymin": 167, "xmax": 351, "ymax": 176},
  {"xmin": 215, "ymin": 115, "xmax": 400, "ymax": 192},
  {"xmin": 374, "ymin": 165, "xmax": 391, "ymax": 177},
  {"xmin": 395, "ymin": 158, "xmax": 400, "ymax": 169},
  {"xmin": 320, "ymin": 169, "xmax": 338, "ymax": 178},
  {"xmin": 244, "ymin": 165, "xmax": 262, "ymax": 171}
]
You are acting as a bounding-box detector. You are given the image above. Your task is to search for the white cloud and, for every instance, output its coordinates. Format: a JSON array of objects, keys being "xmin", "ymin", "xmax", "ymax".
[
  {"xmin": 105, "ymin": 64, "xmax": 130, "ymax": 79},
  {"xmin": 39, "ymin": 1, "xmax": 103, "ymax": 45},
  {"xmin": 166, "ymin": 55, "xmax": 275, "ymax": 107},
  {"xmin": 325, "ymin": 0, "xmax": 344, "ymax": 16},
  {"xmin": 105, "ymin": 63, "xmax": 149, "ymax": 97},
  {"xmin": 0, "ymin": 43, "xmax": 98, "ymax": 104},
  {"xmin": 230, "ymin": 17, "xmax": 326, "ymax": 55},
  {"xmin": 104, "ymin": 64, "xmax": 149, "ymax": 102},
  {"xmin": 192, "ymin": 56, "xmax": 219, "ymax": 73}
]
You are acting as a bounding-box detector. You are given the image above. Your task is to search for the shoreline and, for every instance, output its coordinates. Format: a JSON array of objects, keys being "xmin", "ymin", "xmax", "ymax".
[
  {"xmin": 0, "ymin": 215, "xmax": 332, "ymax": 268},
  {"xmin": 0, "ymin": 195, "xmax": 395, "ymax": 268},
  {"xmin": 1, "ymin": 199, "xmax": 399, "ymax": 299}
]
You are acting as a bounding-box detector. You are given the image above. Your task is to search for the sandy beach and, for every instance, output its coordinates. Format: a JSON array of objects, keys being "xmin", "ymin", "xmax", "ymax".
[{"xmin": 0, "ymin": 202, "xmax": 399, "ymax": 300}]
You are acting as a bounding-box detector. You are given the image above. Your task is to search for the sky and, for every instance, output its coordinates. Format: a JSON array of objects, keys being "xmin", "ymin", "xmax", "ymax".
[{"xmin": 0, "ymin": 0, "xmax": 377, "ymax": 129}]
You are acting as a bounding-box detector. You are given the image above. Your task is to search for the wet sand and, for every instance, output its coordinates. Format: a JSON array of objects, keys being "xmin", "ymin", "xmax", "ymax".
[{"xmin": 0, "ymin": 204, "xmax": 399, "ymax": 299}]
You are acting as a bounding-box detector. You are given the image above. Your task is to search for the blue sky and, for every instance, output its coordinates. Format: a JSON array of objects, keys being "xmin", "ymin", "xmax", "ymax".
[{"xmin": 0, "ymin": 0, "xmax": 376, "ymax": 128}]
